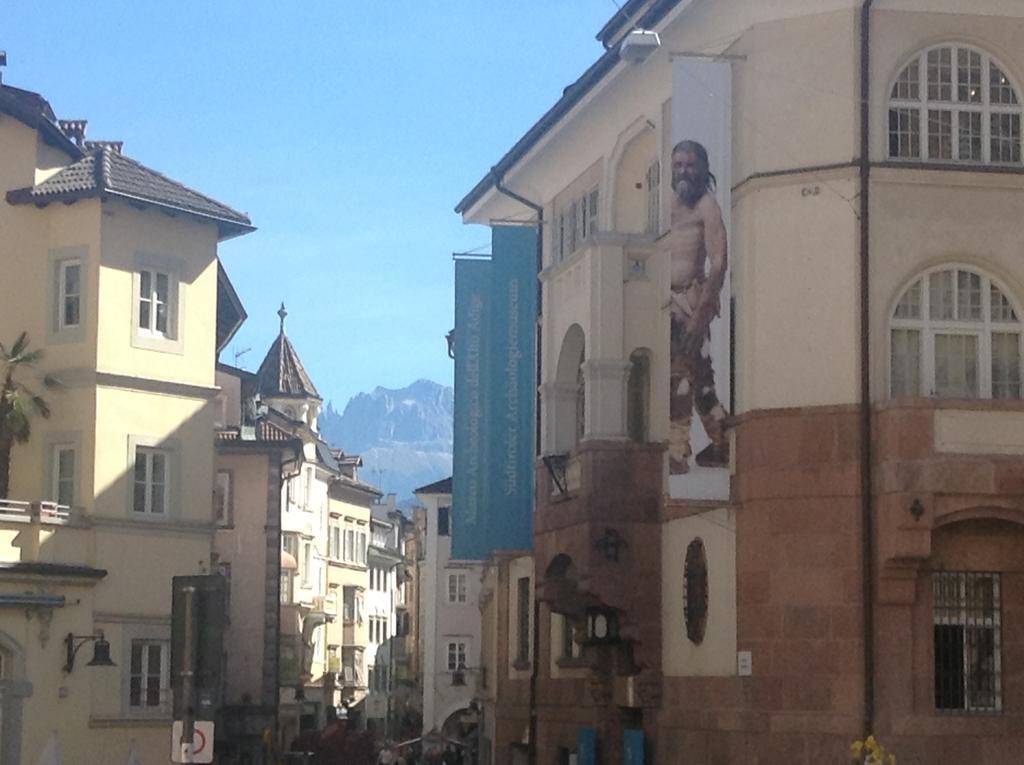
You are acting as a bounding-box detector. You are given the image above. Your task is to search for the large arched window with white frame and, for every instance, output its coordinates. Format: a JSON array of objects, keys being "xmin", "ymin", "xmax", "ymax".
[
  {"xmin": 888, "ymin": 44, "xmax": 1022, "ymax": 165},
  {"xmin": 890, "ymin": 266, "xmax": 1022, "ymax": 400}
]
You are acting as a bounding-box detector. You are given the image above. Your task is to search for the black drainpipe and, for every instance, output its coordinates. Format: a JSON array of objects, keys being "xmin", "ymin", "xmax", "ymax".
[
  {"xmin": 859, "ymin": 0, "xmax": 876, "ymax": 740},
  {"xmin": 489, "ymin": 168, "xmax": 544, "ymax": 765}
]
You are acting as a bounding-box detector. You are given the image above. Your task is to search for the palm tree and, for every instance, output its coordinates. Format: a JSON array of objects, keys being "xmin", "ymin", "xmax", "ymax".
[{"xmin": 0, "ymin": 333, "xmax": 54, "ymax": 499}]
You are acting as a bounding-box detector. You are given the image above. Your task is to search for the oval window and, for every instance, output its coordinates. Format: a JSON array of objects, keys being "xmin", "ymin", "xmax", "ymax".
[{"xmin": 684, "ymin": 538, "xmax": 708, "ymax": 644}]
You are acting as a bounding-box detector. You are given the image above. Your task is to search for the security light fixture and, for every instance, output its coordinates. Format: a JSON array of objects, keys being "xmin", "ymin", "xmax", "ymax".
[
  {"xmin": 619, "ymin": 30, "xmax": 661, "ymax": 64},
  {"xmin": 63, "ymin": 631, "xmax": 115, "ymax": 673}
]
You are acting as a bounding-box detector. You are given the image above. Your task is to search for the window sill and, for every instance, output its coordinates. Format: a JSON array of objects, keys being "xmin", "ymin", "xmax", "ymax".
[{"xmin": 131, "ymin": 331, "xmax": 184, "ymax": 356}]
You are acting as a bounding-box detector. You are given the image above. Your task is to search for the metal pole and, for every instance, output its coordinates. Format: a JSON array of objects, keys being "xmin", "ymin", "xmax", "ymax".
[{"xmin": 182, "ymin": 585, "xmax": 197, "ymax": 764}]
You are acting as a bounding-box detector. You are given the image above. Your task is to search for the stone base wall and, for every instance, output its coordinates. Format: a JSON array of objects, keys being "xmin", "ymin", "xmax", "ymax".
[{"xmin": 516, "ymin": 403, "xmax": 1024, "ymax": 764}]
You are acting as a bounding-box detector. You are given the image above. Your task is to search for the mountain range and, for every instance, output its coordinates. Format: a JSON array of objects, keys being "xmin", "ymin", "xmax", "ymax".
[{"xmin": 318, "ymin": 379, "xmax": 453, "ymax": 507}]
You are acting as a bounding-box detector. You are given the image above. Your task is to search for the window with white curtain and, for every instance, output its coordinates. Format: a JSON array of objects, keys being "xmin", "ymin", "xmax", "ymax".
[{"xmin": 890, "ymin": 266, "xmax": 1021, "ymax": 399}]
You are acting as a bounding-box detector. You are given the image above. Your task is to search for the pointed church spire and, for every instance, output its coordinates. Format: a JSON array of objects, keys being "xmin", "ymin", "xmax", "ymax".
[
  {"xmin": 255, "ymin": 304, "xmax": 321, "ymax": 400},
  {"xmin": 278, "ymin": 302, "xmax": 288, "ymax": 334}
]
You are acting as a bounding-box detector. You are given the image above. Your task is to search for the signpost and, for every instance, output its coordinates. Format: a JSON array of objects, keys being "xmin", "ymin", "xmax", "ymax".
[
  {"xmin": 171, "ymin": 720, "xmax": 215, "ymax": 764},
  {"xmin": 170, "ymin": 575, "xmax": 225, "ymax": 765}
]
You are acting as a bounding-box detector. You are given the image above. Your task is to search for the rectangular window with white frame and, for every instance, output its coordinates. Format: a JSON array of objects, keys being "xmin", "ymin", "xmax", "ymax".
[
  {"xmin": 132, "ymin": 254, "xmax": 184, "ymax": 353},
  {"xmin": 344, "ymin": 527, "xmax": 355, "ymax": 562},
  {"xmin": 133, "ymin": 447, "xmax": 168, "ymax": 515},
  {"xmin": 303, "ymin": 466, "xmax": 314, "ymax": 510},
  {"xmin": 447, "ymin": 572, "xmax": 467, "ymax": 603},
  {"xmin": 128, "ymin": 639, "xmax": 170, "ymax": 714},
  {"xmin": 49, "ymin": 247, "xmax": 88, "ymax": 344},
  {"xmin": 447, "ymin": 639, "xmax": 468, "ymax": 671},
  {"xmin": 330, "ymin": 522, "xmax": 341, "ymax": 560},
  {"xmin": 58, "ymin": 259, "xmax": 82, "ymax": 330},
  {"xmin": 51, "ymin": 443, "xmax": 76, "ymax": 508},
  {"xmin": 138, "ymin": 268, "xmax": 172, "ymax": 336},
  {"xmin": 301, "ymin": 541, "xmax": 312, "ymax": 586}
]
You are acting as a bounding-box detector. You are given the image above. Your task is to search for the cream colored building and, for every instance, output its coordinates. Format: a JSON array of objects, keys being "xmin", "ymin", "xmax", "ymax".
[
  {"xmin": 213, "ymin": 362, "xmax": 301, "ymax": 761},
  {"xmin": 324, "ymin": 461, "xmax": 376, "ymax": 717},
  {"xmin": 0, "ymin": 81, "xmax": 252, "ymax": 764},
  {"xmin": 458, "ymin": 1, "xmax": 1024, "ymax": 762}
]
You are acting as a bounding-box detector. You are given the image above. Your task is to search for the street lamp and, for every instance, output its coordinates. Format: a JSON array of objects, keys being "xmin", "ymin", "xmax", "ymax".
[
  {"xmin": 584, "ymin": 607, "xmax": 620, "ymax": 645},
  {"xmin": 63, "ymin": 631, "xmax": 116, "ymax": 673}
]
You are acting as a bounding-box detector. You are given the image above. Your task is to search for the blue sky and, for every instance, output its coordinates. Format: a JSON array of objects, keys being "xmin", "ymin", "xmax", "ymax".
[{"xmin": 6, "ymin": 1, "xmax": 617, "ymax": 407}]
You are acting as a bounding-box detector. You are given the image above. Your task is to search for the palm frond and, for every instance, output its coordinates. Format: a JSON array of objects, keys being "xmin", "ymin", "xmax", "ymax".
[
  {"xmin": 31, "ymin": 396, "xmax": 51, "ymax": 419},
  {"xmin": 10, "ymin": 349, "xmax": 44, "ymax": 366},
  {"xmin": 8, "ymin": 332, "xmax": 29, "ymax": 360}
]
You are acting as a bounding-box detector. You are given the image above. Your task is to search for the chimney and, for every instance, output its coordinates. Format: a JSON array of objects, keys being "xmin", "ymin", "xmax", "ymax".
[
  {"xmin": 83, "ymin": 140, "xmax": 124, "ymax": 154},
  {"xmin": 58, "ymin": 119, "xmax": 88, "ymax": 147},
  {"xmin": 0, "ymin": 51, "xmax": 7, "ymax": 84}
]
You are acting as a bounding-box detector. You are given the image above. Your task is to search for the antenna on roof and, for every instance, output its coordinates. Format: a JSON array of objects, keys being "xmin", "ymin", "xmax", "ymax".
[{"xmin": 233, "ymin": 347, "xmax": 251, "ymax": 367}]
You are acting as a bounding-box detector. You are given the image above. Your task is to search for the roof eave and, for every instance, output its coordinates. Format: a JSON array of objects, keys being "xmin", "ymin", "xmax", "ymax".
[
  {"xmin": 454, "ymin": 0, "xmax": 687, "ymax": 217},
  {"xmin": 217, "ymin": 261, "xmax": 248, "ymax": 354},
  {"xmin": 5, "ymin": 186, "xmax": 256, "ymax": 239}
]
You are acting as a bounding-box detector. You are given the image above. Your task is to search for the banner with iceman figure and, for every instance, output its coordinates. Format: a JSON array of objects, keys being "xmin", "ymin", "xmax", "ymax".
[
  {"xmin": 452, "ymin": 225, "xmax": 536, "ymax": 559},
  {"xmin": 667, "ymin": 59, "xmax": 732, "ymax": 501}
]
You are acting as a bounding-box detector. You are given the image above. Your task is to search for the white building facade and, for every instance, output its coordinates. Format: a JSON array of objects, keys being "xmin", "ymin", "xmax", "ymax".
[{"xmin": 414, "ymin": 477, "xmax": 485, "ymax": 737}]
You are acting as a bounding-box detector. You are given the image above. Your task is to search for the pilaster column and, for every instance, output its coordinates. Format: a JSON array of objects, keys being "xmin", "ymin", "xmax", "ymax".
[
  {"xmin": 581, "ymin": 358, "xmax": 632, "ymax": 441},
  {"xmin": 540, "ymin": 381, "xmax": 578, "ymax": 454}
]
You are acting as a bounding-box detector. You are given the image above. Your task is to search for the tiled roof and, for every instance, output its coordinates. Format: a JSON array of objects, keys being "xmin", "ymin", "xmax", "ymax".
[
  {"xmin": 255, "ymin": 331, "xmax": 321, "ymax": 400},
  {"xmin": 336, "ymin": 473, "xmax": 383, "ymax": 498},
  {"xmin": 414, "ymin": 476, "xmax": 452, "ymax": 495},
  {"xmin": 6, "ymin": 146, "xmax": 253, "ymax": 239},
  {"xmin": 0, "ymin": 84, "xmax": 80, "ymax": 156}
]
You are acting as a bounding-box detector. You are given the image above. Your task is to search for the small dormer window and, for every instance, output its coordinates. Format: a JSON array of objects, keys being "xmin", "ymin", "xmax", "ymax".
[{"xmin": 889, "ymin": 45, "xmax": 1022, "ymax": 165}]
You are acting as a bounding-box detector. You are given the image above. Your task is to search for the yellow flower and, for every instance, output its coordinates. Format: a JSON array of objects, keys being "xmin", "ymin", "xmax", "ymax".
[
  {"xmin": 850, "ymin": 740, "xmax": 865, "ymax": 758},
  {"xmin": 865, "ymin": 735, "xmax": 878, "ymax": 751},
  {"xmin": 888, "ymin": 755, "xmax": 897, "ymax": 765}
]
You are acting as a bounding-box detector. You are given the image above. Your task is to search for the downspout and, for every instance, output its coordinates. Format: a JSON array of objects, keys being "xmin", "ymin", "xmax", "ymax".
[
  {"xmin": 859, "ymin": 0, "xmax": 876, "ymax": 740},
  {"xmin": 277, "ymin": 448, "xmax": 303, "ymax": 750},
  {"xmin": 489, "ymin": 169, "xmax": 543, "ymax": 765}
]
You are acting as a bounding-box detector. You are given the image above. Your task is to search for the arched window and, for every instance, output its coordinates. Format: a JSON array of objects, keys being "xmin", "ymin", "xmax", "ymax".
[
  {"xmin": 888, "ymin": 44, "xmax": 1022, "ymax": 164},
  {"xmin": 890, "ymin": 266, "xmax": 1022, "ymax": 399}
]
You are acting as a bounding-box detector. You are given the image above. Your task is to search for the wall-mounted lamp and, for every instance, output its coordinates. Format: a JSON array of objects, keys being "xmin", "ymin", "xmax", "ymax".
[
  {"xmin": 584, "ymin": 606, "xmax": 620, "ymax": 645},
  {"xmin": 619, "ymin": 29, "xmax": 661, "ymax": 64},
  {"xmin": 64, "ymin": 631, "xmax": 115, "ymax": 673},
  {"xmin": 909, "ymin": 498, "xmax": 925, "ymax": 521}
]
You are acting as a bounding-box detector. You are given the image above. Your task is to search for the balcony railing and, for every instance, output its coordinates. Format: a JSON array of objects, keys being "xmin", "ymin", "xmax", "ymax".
[{"xmin": 0, "ymin": 500, "xmax": 72, "ymax": 524}]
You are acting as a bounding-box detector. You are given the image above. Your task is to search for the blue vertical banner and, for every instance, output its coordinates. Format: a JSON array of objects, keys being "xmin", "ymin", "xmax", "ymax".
[
  {"xmin": 577, "ymin": 727, "xmax": 597, "ymax": 765},
  {"xmin": 623, "ymin": 729, "xmax": 645, "ymax": 765},
  {"xmin": 452, "ymin": 225, "xmax": 537, "ymax": 560}
]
